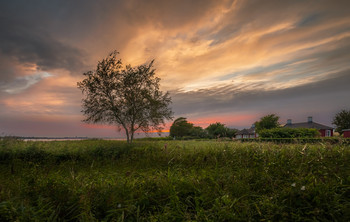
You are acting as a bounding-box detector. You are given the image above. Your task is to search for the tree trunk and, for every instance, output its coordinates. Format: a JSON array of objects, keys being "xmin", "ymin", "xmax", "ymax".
[
  {"xmin": 124, "ymin": 126, "xmax": 130, "ymax": 143},
  {"xmin": 130, "ymin": 130, "xmax": 134, "ymax": 143}
]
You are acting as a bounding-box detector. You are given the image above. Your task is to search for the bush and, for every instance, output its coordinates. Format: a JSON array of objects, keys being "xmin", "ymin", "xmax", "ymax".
[
  {"xmin": 206, "ymin": 123, "xmax": 237, "ymax": 139},
  {"xmin": 260, "ymin": 128, "xmax": 320, "ymax": 138}
]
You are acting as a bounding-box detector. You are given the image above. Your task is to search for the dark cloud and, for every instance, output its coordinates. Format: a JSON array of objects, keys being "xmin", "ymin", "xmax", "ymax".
[
  {"xmin": 0, "ymin": 0, "xmax": 349, "ymax": 135},
  {"xmin": 0, "ymin": 0, "xmax": 229, "ymax": 77},
  {"xmin": 298, "ymin": 13, "xmax": 322, "ymax": 27},
  {"xmin": 207, "ymin": 0, "xmax": 350, "ymax": 46},
  {"xmin": 0, "ymin": 17, "xmax": 86, "ymax": 74},
  {"xmin": 171, "ymin": 69, "xmax": 350, "ymax": 125},
  {"xmin": 0, "ymin": 56, "xmax": 17, "ymax": 81}
]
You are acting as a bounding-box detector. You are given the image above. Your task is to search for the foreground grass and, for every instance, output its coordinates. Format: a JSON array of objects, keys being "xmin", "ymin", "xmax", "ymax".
[{"xmin": 0, "ymin": 139, "xmax": 349, "ymax": 221}]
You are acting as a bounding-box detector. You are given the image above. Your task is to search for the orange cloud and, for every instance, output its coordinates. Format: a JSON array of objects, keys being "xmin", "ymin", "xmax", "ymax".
[
  {"xmin": 2, "ymin": 0, "xmax": 350, "ymax": 137},
  {"xmin": 114, "ymin": 2, "xmax": 350, "ymax": 93}
]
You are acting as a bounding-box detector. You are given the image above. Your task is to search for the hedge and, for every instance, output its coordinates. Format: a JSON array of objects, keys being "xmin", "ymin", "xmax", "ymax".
[
  {"xmin": 259, "ymin": 128, "xmax": 320, "ymax": 138},
  {"xmin": 237, "ymin": 137, "xmax": 350, "ymax": 144}
]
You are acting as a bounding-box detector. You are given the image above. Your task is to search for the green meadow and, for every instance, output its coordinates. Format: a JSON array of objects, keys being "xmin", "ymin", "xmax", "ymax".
[{"xmin": 0, "ymin": 139, "xmax": 349, "ymax": 221}]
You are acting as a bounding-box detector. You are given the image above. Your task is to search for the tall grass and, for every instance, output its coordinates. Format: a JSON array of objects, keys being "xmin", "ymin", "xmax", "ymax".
[{"xmin": 0, "ymin": 139, "xmax": 349, "ymax": 221}]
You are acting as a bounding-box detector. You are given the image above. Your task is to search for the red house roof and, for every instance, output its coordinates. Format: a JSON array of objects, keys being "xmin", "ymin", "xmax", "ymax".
[
  {"xmin": 284, "ymin": 122, "xmax": 333, "ymax": 130},
  {"xmin": 283, "ymin": 116, "xmax": 333, "ymax": 130}
]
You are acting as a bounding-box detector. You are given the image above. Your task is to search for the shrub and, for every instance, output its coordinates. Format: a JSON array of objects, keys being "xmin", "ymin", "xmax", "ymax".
[{"xmin": 260, "ymin": 128, "xmax": 320, "ymax": 138}]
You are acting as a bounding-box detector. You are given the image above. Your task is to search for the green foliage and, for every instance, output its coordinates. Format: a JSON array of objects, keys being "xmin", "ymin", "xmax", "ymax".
[
  {"xmin": 0, "ymin": 140, "xmax": 349, "ymax": 221},
  {"xmin": 169, "ymin": 117, "xmax": 194, "ymax": 138},
  {"xmin": 238, "ymin": 137, "xmax": 350, "ymax": 144},
  {"xmin": 255, "ymin": 114, "xmax": 280, "ymax": 132},
  {"xmin": 170, "ymin": 118, "xmax": 208, "ymax": 139},
  {"xmin": 77, "ymin": 51, "xmax": 173, "ymax": 143},
  {"xmin": 205, "ymin": 122, "xmax": 237, "ymax": 139},
  {"xmin": 226, "ymin": 128, "xmax": 238, "ymax": 138},
  {"xmin": 190, "ymin": 126, "xmax": 208, "ymax": 138},
  {"xmin": 260, "ymin": 128, "xmax": 320, "ymax": 138},
  {"xmin": 333, "ymin": 109, "xmax": 350, "ymax": 135}
]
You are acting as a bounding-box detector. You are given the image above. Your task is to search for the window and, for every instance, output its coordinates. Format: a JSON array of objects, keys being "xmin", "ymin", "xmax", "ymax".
[{"xmin": 325, "ymin": 130, "xmax": 331, "ymax": 137}]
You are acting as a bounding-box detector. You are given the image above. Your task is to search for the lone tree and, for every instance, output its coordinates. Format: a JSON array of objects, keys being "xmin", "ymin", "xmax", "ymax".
[
  {"xmin": 333, "ymin": 109, "xmax": 350, "ymax": 135},
  {"xmin": 77, "ymin": 51, "xmax": 173, "ymax": 143},
  {"xmin": 255, "ymin": 114, "xmax": 280, "ymax": 132}
]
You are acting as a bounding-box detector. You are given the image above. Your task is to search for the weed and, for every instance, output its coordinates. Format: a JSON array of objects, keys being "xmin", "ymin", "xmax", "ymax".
[{"xmin": 0, "ymin": 140, "xmax": 349, "ymax": 220}]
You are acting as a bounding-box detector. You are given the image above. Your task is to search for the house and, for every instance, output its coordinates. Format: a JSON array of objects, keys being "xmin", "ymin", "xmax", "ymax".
[
  {"xmin": 343, "ymin": 129, "xmax": 350, "ymax": 138},
  {"xmin": 283, "ymin": 116, "xmax": 333, "ymax": 137},
  {"xmin": 235, "ymin": 125, "xmax": 258, "ymax": 139}
]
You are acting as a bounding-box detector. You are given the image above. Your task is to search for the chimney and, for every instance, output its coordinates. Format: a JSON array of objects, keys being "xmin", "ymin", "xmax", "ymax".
[
  {"xmin": 287, "ymin": 119, "xmax": 292, "ymax": 125},
  {"xmin": 308, "ymin": 116, "xmax": 312, "ymax": 123}
]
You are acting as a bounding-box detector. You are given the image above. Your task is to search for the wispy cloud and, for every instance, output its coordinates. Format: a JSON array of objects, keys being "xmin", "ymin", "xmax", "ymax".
[
  {"xmin": 0, "ymin": 0, "xmax": 349, "ymax": 136},
  {"xmin": 1, "ymin": 72, "xmax": 52, "ymax": 94}
]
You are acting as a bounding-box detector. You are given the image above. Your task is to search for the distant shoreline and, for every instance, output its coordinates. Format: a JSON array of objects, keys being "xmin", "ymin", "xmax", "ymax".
[{"xmin": 1, "ymin": 136, "xmax": 126, "ymax": 141}]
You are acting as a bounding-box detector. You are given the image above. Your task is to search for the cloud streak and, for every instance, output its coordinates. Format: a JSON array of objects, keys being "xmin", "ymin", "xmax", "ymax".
[
  {"xmin": 0, "ymin": 0, "xmax": 349, "ymax": 136},
  {"xmin": 1, "ymin": 72, "xmax": 52, "ymax": 94},
  {"xmin": 171, "ymin": 69, "xmax": 350, "ymax": 127}
]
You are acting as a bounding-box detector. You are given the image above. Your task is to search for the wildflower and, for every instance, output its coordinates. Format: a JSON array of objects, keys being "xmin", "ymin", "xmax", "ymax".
[
  {"xmin": 117, "ymin": 204, "xmax": 122, "ymax": 208},
  {"xmin": 291, "ymin": 183, "xmax": 296, "ymax": 187},
  {"xmin": 300, "ymin": 186, "xmax": 306, "ymax": 191}
]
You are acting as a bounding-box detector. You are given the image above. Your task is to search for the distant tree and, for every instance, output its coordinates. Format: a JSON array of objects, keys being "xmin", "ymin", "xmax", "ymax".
[
  {"xmin": 332, "ymin": 109, "xmax": 350, "ymax": 135},
  {"xmin": 206, "ymin": 122, "xmax": 225, "ymax": 138},
  {"xmin": 226, "ymin": 128, "xmax": 238, "ymax": 138},
  {"xmin": 205, "ymin": 122, "xmax": 236, "ymax": 139},
  {"xmin": 169, "ymin": 117, "xmax": 194, "ymax": 138},
  {"xmin": 190, "ymin": 126, "xmax": 207, "ymax": 138},
  {"xmin": 77, "ymin": 51, "xmax": 173, "ymax": 143},
  {"xmin": 255, "ymin": 114, "xmax": 280, "ymax": 132}
]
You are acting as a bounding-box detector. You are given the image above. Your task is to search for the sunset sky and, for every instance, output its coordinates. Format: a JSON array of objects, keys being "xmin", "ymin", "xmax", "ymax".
[{"xmin": 1, "ymin": 0, "xmax": 350, "ymax": 138}]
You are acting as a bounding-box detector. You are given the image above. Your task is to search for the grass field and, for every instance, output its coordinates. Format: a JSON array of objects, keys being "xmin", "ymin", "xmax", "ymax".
[{"xmin": 0, "ymin": 139, "xmax": 349, "ymax": 221}]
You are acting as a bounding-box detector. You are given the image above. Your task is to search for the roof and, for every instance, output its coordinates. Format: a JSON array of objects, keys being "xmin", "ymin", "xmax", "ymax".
[
  {"xmin": 237, "ymin": 128, "xmax": 255, "ymax": 135},
  {"xmin": 283, "ymin": 122, "xmax": 333, "ymax": 130},
  {"xmin": 342, "ymin": 129, "xmax": 350, "ymax": 132}
]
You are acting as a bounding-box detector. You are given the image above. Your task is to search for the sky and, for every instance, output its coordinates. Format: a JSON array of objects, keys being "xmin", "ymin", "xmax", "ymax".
[{"xmin": 0, "ymin": 0, "xmax": 350, "ymax": 138}]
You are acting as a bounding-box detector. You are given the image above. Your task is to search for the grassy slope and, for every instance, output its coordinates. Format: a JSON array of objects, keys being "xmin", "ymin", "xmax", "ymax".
[{"xmin": 0, "ymin": 139, "xmax": 349, "ymax": 221}]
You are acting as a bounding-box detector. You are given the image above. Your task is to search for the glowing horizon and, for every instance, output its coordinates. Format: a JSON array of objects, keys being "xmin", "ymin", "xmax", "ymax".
[{"xmin": 1, "ymin": 0, "xmax": 350, "ymax": 137}]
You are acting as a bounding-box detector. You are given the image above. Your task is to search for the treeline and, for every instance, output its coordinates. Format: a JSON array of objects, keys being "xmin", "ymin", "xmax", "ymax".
[
  {"xmin": 169, "ymin": 110, "xmax": 350, "ymax": 140},
  {"xmin": 168, "ymin": 115, "xmax": 320, "ymax": 140},
  {"xmin": 169, "ymin": 117, "xmax": 237, "ymax": 139}
]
